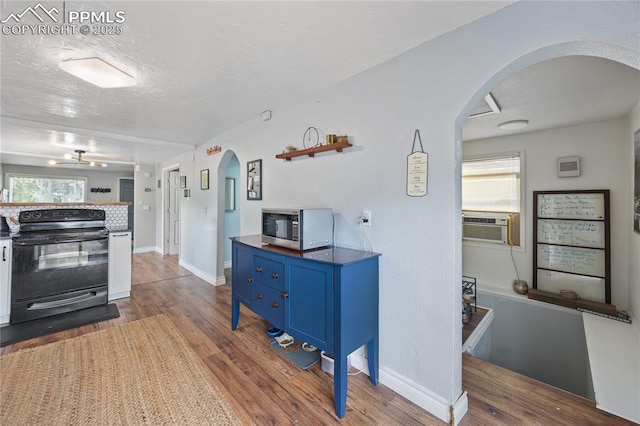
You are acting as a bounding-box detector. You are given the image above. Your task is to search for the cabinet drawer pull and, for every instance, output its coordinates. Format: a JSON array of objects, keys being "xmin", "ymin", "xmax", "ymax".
[
  {"xmin": 272, "ymin": 272, "xmax": 279, "ymax": 279},
  {"xmin": 256, "ymin": 293, "xmax": 263, "ymax": 300},
  {"xmin": 282, "ymin": 292, "xmax": 289, "ymax": 299},
  {"xmin": 247, "ymin": 277, "xmax": 253, "ymax": 283},
  {"xmin": 2, "ymin": 246, "xmax": 5, "ymax": 262},
  {"xmin": 256, "ymin": 266, "xmax": 263, "ymax": 273},
  {"xmin": 272, "ymin": 302, "xmax": 279, "ymax": 309}
]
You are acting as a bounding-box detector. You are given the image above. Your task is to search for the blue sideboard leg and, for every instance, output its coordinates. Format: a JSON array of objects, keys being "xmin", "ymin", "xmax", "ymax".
[
  {"xmin": 231, "ymin": 299, "xmax": 240, "ymax": 330},
  {"xmin": 367, "ymin": 337, "xmax": 379, "ymax": 385},
  {"xmin": 334, "ymin": 354, "xmax": 348, "ymax": 418}
]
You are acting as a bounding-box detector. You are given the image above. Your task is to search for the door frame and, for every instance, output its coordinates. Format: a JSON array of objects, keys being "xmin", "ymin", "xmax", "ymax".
[{"xmin": 161, "ymin": 163, "xmax": 180, "ymax": 255}]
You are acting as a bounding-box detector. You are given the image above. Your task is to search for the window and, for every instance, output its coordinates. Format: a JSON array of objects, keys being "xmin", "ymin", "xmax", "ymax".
[
  {"xmin": 6, "ymin": 173, "xmax": 87, "ymax": 203},
  {"xmin": 462, "ymin": 154, "xmax": 521, "ymax": 213}
]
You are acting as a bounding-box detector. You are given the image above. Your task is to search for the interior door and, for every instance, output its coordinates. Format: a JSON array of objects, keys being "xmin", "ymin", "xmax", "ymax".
[{"xmin": 169, "ymin": 170, "xmax": 180, "ymax": 255}]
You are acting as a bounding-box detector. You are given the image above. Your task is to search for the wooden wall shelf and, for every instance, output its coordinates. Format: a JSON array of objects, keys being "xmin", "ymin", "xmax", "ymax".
[{"xmin": 276, "ymin": 141, "xmax": 352, "ymax": 161}]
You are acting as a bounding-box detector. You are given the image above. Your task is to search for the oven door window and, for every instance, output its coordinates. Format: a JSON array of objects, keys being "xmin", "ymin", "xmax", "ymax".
[
  {"xmin": 263, "ymin": 213, "xmax": 297, "ymax": 241},
  {"xmin": 12, "ymin": 239, "xmax": 108, "ymax": 302},
  {"xmin": 38, "ymin": 248, "xmax": 89, "ymax": 270}
]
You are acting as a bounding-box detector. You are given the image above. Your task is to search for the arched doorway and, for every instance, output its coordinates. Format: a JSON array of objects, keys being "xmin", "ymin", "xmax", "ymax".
[
  {"xmin": 216, "ymin": 150, "xmax": 241, "ymax": 284},
  {"xmin": 455, "ymin": 42, "xmax": 639, "ymax": 403}
]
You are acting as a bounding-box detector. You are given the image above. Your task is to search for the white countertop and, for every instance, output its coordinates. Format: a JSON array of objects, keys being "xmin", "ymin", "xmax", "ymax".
[{"xmin": 582, "ymin": 311, "xmax": 640, "ymax": 423}]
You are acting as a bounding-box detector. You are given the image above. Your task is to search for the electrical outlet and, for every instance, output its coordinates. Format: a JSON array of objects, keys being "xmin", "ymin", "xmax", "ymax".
[{"xmin": 362, "ymin": 210, "xmax": 372, "ymax": 226}]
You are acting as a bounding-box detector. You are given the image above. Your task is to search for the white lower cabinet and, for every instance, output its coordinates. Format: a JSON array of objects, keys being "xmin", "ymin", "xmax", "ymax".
[
  {"xmin": 108, "ymin": 231, "xmax": 132, "ymax": 300},
  {"xmin": 0, "ymin": 239, "xmax": 12, "ymax": 324}
]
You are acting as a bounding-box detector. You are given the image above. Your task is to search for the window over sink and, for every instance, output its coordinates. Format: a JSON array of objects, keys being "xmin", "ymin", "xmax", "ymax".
[{"xmin": 6, "ymin": 173, "xmax": 87, "ymax": 203}]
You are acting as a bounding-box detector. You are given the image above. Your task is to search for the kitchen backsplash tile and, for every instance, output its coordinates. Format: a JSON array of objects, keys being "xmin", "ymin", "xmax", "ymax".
[{"xmin": 0, "ymin": 204, "xmax": 129, "ymax": 231}]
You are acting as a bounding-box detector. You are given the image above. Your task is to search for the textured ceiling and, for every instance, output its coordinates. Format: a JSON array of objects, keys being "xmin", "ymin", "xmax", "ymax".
[
  {"xmin": 2, "ymin": 2, "xmax": 638, "ymax": 173},
  {"xmin": 463, "ymin": 56, "xmax": 640, "ymax": 141},
  {"xmin": 0, "ymin": 1, "xmax": 512, "ymax": 171}
]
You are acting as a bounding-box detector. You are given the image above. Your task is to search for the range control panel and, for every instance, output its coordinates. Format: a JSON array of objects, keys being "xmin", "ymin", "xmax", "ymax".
[{"xmin": 19, "ymin": 209, "xmax": 106, "ymax": 223}]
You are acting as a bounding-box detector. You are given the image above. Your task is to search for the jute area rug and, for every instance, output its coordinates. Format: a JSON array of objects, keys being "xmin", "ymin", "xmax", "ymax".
[{"xmin": 0, "ymin": 315, "xmax": 242, "ymax": 425}]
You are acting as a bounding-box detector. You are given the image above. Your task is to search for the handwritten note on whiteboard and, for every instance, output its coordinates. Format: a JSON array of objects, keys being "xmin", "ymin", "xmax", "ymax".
[
  {"xmin": 537, "ymin": 269, "xmax": 606, "ymax": 302},
  {"xmin": 537, "ymin": 219, "xmax": 605, "ymax": 248},
  {"xmin": 537, "ymin": 244, "xmax": 605, "ymax": 277},
  {"xmin": 537, "ymin": 193, "xmax": 605, "ymax": 219}
]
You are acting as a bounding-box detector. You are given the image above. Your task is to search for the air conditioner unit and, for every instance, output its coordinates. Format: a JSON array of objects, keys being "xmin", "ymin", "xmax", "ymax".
[{"xmin": 462, "ymin": 211, "xmax": 520, "ymax": 245}]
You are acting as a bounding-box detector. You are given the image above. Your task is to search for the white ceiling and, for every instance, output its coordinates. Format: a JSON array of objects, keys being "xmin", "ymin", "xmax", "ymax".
[
  {"xmin": 463, "ymin": 55, "xmax": 640, "ymax": 142},
  {"xmin": 0, "ymin": 1, "xmax": 512, "ymax": 172},
  {"xmin": 1, "ymin": 1, "xmax": 638, "ymax": 173}
]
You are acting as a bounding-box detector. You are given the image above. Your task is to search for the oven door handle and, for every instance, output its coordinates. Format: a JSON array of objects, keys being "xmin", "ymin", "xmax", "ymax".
[
  {"xmin": 27, "ymin": 291, "xmax": 97, "ymax": 310},
  {"xmin": 14, "ymin": 236, "xmax": 108, "ymax": 246}
]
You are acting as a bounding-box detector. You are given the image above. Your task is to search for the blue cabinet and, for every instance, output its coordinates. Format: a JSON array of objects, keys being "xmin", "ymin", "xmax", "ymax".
[
  {"xmin": 286, "ymin": 258, "xmax": 334, "ymax": 351},
  {"xmin": 232, "ymin": 243, "xmax": 254, "ymax": 308},
  {"xmin": 231, "ymin": 235, "xmax": 380, "ymax": 418}
]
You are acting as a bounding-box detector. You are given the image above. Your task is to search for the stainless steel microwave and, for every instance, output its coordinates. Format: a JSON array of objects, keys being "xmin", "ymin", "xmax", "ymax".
[{"xmin": 262, "ymin": 208, "xmax": 334, "ymax": 251}]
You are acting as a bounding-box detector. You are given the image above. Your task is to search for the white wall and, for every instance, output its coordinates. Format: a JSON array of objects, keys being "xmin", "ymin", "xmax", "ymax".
[
  {"xmin": 132, "ymin": 164, "xmax": 157, "ymax": 252},
  {"xmin": 630, "ymin": 101, "xmax": 640, "ymax": 319},
  {"xmin": 463, "ymin": 118, "xmax": 632, "ymax": 308},
  {"xmin": 158, "ymin": 149, "xmax": 223, "ymax": 281},
  {"xmin": 160, "ymin": 1, "xmax": 640, "ymax": 421}
]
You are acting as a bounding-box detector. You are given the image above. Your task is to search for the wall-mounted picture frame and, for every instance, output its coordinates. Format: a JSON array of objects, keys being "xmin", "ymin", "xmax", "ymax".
[
  {"xmin": 247, "ymin": 159, "xmax": 262, "ymax": 200},
  {"xmin": 225, "ymin": 178, "xmax": 235, "ymax": 211},
  {"xmin": 200, "ymin": 169, "xmax": 209, "ymax": 190},
  {"xmin": 180, "ymin": 176, "xmax": 186, "ymax": 188}
]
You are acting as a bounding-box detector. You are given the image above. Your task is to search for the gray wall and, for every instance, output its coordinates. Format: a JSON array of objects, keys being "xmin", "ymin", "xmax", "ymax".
[
  {"xmin": 132, "ymin": 164, "xmax": 158, "ymax": 252},
  {"xmin": 478, "ymin": 290, "xmax": 595, "ymax": 399}
]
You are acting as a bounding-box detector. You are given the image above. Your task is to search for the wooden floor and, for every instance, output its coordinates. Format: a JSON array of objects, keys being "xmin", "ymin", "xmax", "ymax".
[{"xmin": 2, "ymin": 252, "xmax": 635, "ymax": 425}]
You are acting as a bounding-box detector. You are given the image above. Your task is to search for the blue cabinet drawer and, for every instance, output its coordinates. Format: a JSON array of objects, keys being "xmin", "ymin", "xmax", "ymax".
[
  {"xmin": 253, "ymin": 283, "xmax": 285, "ymax": 329},
  {"xmin": 253, "ymin": 254, "xmax": 285, "ymax": 290}
]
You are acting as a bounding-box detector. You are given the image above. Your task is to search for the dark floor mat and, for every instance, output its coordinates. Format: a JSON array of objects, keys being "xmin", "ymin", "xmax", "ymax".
[
  {"xmin": 270, "ymin": 338, "xmax": 320, "ymax": 370},
  {"xmin": 0, "ymin": 303, "xmax": 120, "ymax": 347}
]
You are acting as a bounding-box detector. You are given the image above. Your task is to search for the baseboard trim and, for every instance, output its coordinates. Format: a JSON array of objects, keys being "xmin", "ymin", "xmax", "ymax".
[
  {"xmin": 451, "ymin": 391, "xmax": 469, "ymax": 425},
  {"xmin": 108, "ymin": 291, "xmax": 130, "ymax": 301},
  {"xmin": 178, "ymin": 260, "xmax": 226, "ymax": 286},
  {"xmin": 341, "ymin": 351, "xmax": 461, "ymax": 423},
  {"xmin": 132, "ymin": 246, "xmax": 158, "ymax": 254},
  {"xmin": 379, "ymin": 365, "xmax": 452, "ymax": 423},
  {"xmin": 348, "ymin": 352, "xmax": 370, "ymax": 376}
]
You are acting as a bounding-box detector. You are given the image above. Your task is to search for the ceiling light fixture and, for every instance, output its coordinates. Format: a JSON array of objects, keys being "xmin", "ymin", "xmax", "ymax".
[
  {"xmin": 498, "ymin": 120, "xmax": 529, "ymax": 130},
  {"xmin": 59, "ymin": 57, "xmax": 136, "ymax": 88},
  {"xmin": 49, "ymin": 150, "xmax": 108, "ymax": 168}
]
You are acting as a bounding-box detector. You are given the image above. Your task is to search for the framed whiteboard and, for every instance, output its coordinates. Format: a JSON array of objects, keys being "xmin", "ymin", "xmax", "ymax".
[{"xmin": 533, "ymin": 190, "xmax": 610, "ymax": 303}]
